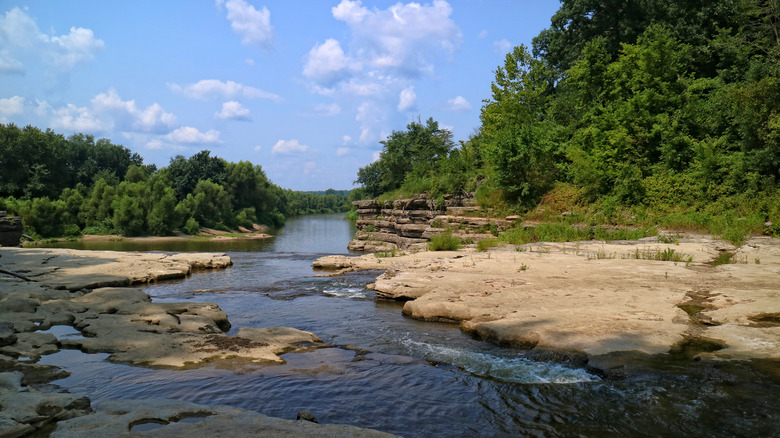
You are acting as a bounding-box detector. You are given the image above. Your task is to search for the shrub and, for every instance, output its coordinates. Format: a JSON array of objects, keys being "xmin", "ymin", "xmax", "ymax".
[
  {"xmin": 182, "ymin": 217, "xmax": 200, "ymax": 235},
  {"xmin": 476, "ymin": 238, "xmax": 501, "ymax": 252},
  {"xmin": 428, "ymin": 229, "xmax": 461, "ymax": 251}
]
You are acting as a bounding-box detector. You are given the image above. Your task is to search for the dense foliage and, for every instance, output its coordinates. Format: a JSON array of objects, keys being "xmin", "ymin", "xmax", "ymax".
[
  {"xmin": 0, "ymin": 124, "xmax": 350, "ymax": 238},
  {"xmin": 354, "ymin": 0, "xmax": 780, "ymax": 240}
]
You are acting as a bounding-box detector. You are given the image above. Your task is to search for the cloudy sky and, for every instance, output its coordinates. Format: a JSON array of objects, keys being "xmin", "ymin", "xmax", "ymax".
[{"xmin": 0, "ymin": 0, "xmax": 559, "ymax": 190}]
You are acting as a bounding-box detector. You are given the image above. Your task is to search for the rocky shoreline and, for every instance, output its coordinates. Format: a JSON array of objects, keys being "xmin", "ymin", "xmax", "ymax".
[
  {"xmin": 314, "ymin": 235, "xmax": 780, "ymax": 375},
  {"xmin": 0, "ymin": 248, "xmax": 395, "ymax": 437}
]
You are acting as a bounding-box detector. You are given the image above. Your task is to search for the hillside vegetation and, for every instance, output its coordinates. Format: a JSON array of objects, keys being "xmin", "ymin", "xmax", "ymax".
[
  {"xmin": 353, "ymin": 0, "xmax": 780, "ymax": 244},
  {"xmin": 0, "ymin": 125, "xmax": 350, "ymax": 238}
]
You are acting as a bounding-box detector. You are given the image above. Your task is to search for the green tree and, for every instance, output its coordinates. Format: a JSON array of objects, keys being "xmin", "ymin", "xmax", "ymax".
[
  {"xmin": 355, "ymin": 117, "xmax": 453, "ymax": 197},
  {"xmin": 112, "ymin": 181, "xmax": 150, "ymax": 236},
  {"xmin": 480, "ymin": 45, "xmax": 563, "ymax": 205},
  {"xmin": 192, "ymin": 179, "xmax": 233, "ymax": 227}
]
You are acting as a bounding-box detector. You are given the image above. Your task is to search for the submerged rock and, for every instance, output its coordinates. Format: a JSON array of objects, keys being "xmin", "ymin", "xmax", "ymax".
[{"xmin": 51, "ymin": 399, "xmax": 397, "ymax": 438}]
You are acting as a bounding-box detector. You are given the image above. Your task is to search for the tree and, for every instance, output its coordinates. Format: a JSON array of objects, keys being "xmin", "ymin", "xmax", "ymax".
[
  {"xmin": 355, "ymin": 117, "xmax": 453, "ymax": 197},
  {"xmin": 480, "ymin": 45, "xmax": 563, "ymax": 205}
]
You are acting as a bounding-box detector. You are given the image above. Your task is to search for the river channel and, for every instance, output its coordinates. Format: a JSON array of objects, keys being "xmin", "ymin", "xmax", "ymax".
[{"xmin": 41, "ymin": 214, "xmax": 780, "ymax": 437}]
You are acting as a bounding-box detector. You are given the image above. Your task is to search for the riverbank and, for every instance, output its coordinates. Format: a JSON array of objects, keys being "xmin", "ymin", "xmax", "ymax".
[
  {"xmin": 314, "ymin": 234, "xmax": 780, "ymax": 372},
  {"xmin": 21, "ymin": 227, "xmax": 274, "ymax": 247},
  {"xmin": 0, "ymin": 247, "xmax": 394, "ymax": 437}
]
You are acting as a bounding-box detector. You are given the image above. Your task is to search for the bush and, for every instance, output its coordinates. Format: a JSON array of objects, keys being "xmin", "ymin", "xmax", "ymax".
[
  {"xmin": 182, "ymin": 217, "xmax": 200, "ymax": 235},
  {"xmin": 428, "ymin": 229, "xmax": 462, "ymax": 251},
  {"xmin": 476, "ymin": 238, "xmax": 501, "ymax": 252}
]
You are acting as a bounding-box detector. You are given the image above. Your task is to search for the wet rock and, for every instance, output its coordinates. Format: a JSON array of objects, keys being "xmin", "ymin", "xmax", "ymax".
[
  {"xmin": 51, "ymin": 399, "xmax": 397, "ymax": 438},
  {"xmin": 0, "ymin": 322, "xmax": 16, "ymax": 347},
  {"xmin": 0, "ymin": 371, "xmax": 92, "ymax": 436},
  {"xmin": 0, "ymin": 331, "xmax": 59, "ymax": 360},
  {"xmin": 0, "ymin": 295, "xmax": 40, "ymax": 313},
  {"xmin": 297, "ymin": 410, "xmax": 318, "ymax": 423},
  {"xmin": 317, "ymin": 236, "xmax": 780, "ymax": 360},
  {"xmin": 461, "ymin": 318, "xmax": 541, "ymax": 349}
]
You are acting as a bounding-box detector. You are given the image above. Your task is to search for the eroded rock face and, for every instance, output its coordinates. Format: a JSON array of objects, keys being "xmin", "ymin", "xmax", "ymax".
[
  {"xmin": 349, "ymin": 194, "xmax": 516, "ymax": 251},
  {"xmin": 315, "ymin": 236, "xmax": 780, "ymax": 361}
]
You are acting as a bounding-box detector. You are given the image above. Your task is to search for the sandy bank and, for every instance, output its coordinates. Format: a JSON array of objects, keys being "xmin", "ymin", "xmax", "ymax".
[
  {"xmin": 314, "ymin": 235, "xmax": 780, "ymax": 363},
  {"xmin": 0, "ymin": 247, "xmax": 393, "ymax": 437}
]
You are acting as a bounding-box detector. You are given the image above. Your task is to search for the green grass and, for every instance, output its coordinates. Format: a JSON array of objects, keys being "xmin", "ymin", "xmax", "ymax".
[
  {"xmin": 428, "ymin": 229, "xmax": 462, "ymax": 251},
  {"xmin": 500, "ymin": 223, "xmax": 655, "ymax": 245},
  {"xmin": 709, "ymin": 252, "xmax": 734, "ymax": 266},
  {"xmin": 476, "ymin": 238, "xmax": 501, "ymax": 252},
  {"xmin": 625, "ymin": 247, "xmax": 692, "ymax": 264}
]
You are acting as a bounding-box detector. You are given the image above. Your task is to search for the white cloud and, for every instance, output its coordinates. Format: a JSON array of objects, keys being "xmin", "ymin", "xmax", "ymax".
[
  {"xmin": 47, "ymin": 27, "xmax": 105, "ymax": 69},
  {"xmin": 336, "ymin": 147, "xmax": 349, "ymax": 156},
  {"xmin": 165, "ymin": 126, "xmax": 221, "ymax": 144},
  {"xmin": 215, "ymin": 101, "xmax": 251, "ymax": 120},
  {"xmin": 216, "ymin": 0, "xmax": 273, "ymax": 49},
  {"xmin": 441, "ymin": 124, "xmax": 454, "ymax": 133},
  {"xmin": 0, "ymin": 51, "xmax": 24, "ymax": 74},
  {"xmin": 310, "ymin": 103, "xmax": 341, "ymax": 117},
  {"xmin": 493, "ymin": 38, "xmax": 513, "ymax": 54},
  {"xmin": 445, "ymin": 95, "xmax": 471, "ymax": 111},
  {"xmin": 272, "ymin": 139, "xmax": 308, "ymax": 155},
  {"xmin": 253, "ymin": 145, "xmax": 262, "ymax": 152},
  {"xmin": 0, "ymin": 7, "xmax": 103, "ymax": 74},
  {"xmin": 330, "ymin": 0, "xmax": 461, "ymax": 76},
  {"xmin": 478, "ymin": 30, "xmax": 488, "ymax": 39},
  {"xmin": 303, "ymin": 39, "xmax": 360, "ymax": 86},
  {"xmin": 92, "ymin": 88, "xmax": 177, "ymax": 132},
  {"xmin": 169, "ymin": 79, "xmax": 281, "ymax": 102},
  {"xmin": 0, "ymin": 96, "xmax": 25, "ymax": 118},
  {"xmin": 343, "ymin": 135, "xmax": 352, "ymax": 143},
  {"xmin": 397, "ymin": 86, "xmax": 416, "ymax": 112},
  {"xmin": 51, "ymin": 104, "xmax": 110, "ymax": 132},
  {"xmin": 146, "ymin": 139, "xmax": 164, "ymax": 150},
  {"xmin": 372, "ymin": 150, "xmax": 381, "ymax": 162},
  {"xmin": 356, "ymin": 101, "xmax": 383, "ymax": 143},
  {"xmin": 304, "ymin": 161, "xmax": 317, "ymax": 175},
  {"xmin": 245, "ymin": 57, "xmax": 255, "ymax": 66},
  {"xmin": 34, "ymin": 99, "xmax": 51, "ymax": 117}
]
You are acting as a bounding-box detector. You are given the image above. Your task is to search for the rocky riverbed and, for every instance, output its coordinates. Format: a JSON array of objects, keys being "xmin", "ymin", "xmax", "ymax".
[
  {"xmin": 314, "ymin": 235, "xmax": 780, "ymax": 372},
  {"xmin": 0, "ymin": 248, "xmax": 394, "ymax": 437}
]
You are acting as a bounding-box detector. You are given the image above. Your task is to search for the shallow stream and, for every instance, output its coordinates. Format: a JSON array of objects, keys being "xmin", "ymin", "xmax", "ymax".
[{"xmin": 41, "ymin": 214, "xmax": 780, "ymax": 437}]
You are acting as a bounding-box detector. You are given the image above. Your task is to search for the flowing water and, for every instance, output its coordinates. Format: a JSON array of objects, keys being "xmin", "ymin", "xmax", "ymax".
[{"xmin": 40, "ymin": 214, "xmax": 780, "ymax": 437}]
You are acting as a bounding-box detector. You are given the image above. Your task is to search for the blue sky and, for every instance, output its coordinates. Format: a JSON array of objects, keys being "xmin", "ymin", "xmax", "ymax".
[{"xmin": 0, "ymin": 0, "xmax": 560, "ymax": 190}]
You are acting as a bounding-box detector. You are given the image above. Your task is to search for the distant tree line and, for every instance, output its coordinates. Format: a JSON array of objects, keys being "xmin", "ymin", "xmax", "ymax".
[
  {"xmin": 0, "ymin": 124, "xmax": 350, "ymax": 238},
  {"xmin": 355, "ymin": 0, "xmax": 780, "ymax": 236}
]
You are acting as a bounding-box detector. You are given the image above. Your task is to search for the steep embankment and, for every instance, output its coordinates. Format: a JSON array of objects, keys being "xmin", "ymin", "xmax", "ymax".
[{"xmin": 350, "ymin": 195, "xmax": 515, "ymax": 251}]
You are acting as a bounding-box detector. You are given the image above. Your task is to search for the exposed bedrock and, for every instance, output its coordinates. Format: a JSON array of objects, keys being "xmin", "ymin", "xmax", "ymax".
[
  {"xmin": 349, "ymin": 194, "xmax": 516, "ymax": 251},
  {"xmin": 315, "ymin": 236, "xmax": 780, "ymax": 364}
]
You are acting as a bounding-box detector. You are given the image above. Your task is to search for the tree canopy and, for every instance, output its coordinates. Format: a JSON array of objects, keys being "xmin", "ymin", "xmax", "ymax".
[{"xmin": 352, "ymin": 0, "xmax": 780, "ymax": 238}]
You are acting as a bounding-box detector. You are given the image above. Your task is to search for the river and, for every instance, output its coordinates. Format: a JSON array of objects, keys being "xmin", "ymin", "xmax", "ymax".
[{"xmin": 40, "ymin": 214, "xmax": 780, "ymax": 437}]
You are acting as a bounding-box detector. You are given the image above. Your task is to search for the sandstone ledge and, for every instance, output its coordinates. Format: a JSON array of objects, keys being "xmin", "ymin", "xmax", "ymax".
[
  {"xmin": 0, "ymin": 247, "xmax": 370, "ymax": 436},
  {"xmin": 314, "ymin": 236, "xmax": 780, "ymax": 362}
]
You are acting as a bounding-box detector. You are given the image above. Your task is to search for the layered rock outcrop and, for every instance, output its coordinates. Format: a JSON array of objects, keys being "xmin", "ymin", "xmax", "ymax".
[{"xmin": 349, "ymin": 195, "xmax": 517, "ymax": 252}]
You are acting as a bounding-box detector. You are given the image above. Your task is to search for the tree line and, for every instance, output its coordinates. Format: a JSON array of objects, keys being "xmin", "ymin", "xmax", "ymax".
[
  {"xmin": 355, "ymin": 0, "xmax": 779, "ymax": 237},
  {"xmin": 0, "ymin": 124, "xmax": 350, "ymax": 238}
]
